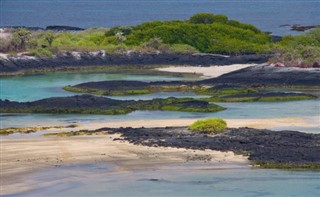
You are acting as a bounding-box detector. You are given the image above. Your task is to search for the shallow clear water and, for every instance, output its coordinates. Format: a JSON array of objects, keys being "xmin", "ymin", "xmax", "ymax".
[
  {"xmin": 0, "ymin": 72, "xmax": 189, "ymax": 102},
  {"xmin": 1, "ymin": 73, "xmax": 319, "ymax": 197},
  {"xmin": 2, "ymin": 0, "xmax": 320, "ymax": 35},
  {"xmin": 1, "ymin": 72, "xmax": 319, "ymax": 133},
  {"xmin": 9, "ymin": 163, "xmax": 320, "ymax": 197},
  {"xmin": 1, "ymin": 99, "xmax": 319, "ymax": 133}
]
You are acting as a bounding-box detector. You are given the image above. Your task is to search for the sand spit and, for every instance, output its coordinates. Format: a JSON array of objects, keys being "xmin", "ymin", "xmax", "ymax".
[
  {"xmin": 78, "ymin": 116, "xmax": 319, "ymax": 131},
  {"xmin": 155, "ymin": 64, "xmax": 255, "ymax": 78}
]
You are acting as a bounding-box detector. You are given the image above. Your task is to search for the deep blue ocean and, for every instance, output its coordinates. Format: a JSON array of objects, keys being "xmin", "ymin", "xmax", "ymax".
[{"xmin": 1, "ymin": 0, "xmax": 319, "ymax": 35}]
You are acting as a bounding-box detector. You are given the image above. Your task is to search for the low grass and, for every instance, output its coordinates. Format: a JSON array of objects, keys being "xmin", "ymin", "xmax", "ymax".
[
  {"xmin": 44, "ymin": 130, "xmax": 108, "ymax": 137},
  {"xmin": 161, "ymin": 104, "xmax": 225, "ymax": 113},
  {"xmin": 63, "ymin": 86, "xmax": 106, "ymax": 95},
  {"xmin": 196, "ymin": 87, "xmax": 258, "ymax": 96},
  {"xmin": 202, "ymin": 94, "xmax": 317, "ymax": 102},
  {"xmin": 253, "ymin": 161, "xmax": 320, "ymax": 170},
  {"xmin": 0, "ymin": 124, "xmax": 79, "ymax": 135}
]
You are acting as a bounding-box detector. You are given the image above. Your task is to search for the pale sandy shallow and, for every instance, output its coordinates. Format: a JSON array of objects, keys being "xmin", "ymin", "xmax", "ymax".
[
  {"xmin": 155, "ymin": 64, "xmax": 255, "ymax": 78},
  {"xmin": 1, "ymin": 116, "xmax": 319, "ymax": 195},
  {"xmin": 1, "ymin": 134, "xmax": 247, "ymax": 195}
]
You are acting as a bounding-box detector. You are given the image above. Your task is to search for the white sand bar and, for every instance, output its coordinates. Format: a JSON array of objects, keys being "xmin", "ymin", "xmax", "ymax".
[{"xmin": 156, "ymin": 64, "xmax": 255, "ymax": 78}]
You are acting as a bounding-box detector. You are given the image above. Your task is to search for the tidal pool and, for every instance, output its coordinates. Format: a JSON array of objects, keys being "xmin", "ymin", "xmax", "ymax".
[{"xmin": 0, "ymin": 71, "xmax": 194, "ymax": 102}]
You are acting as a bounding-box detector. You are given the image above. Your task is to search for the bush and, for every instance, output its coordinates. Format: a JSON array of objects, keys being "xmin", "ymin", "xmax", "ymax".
[
  {"xmin": 0, "ymin": 37, "xmax": 11, "ymax": 52},
  {"xmin": 212, "ymin": 14, "xmax": 229, "ymax": 23},
  {"xmin": 188, "ymin": 118, "xmax": 227, "ymax": 134},
  {"xmin": 10, "ymin": 28, "xmax": 32, "ymax": 51},
  {"xmin": 271, "ymin": 29, "xmax": 320, "ymax": 67},
  {"xmin": 5, "ymin": 13, "xmax": 275, "ymax": 55},
  {"xmin": 125, "ymin": 22, "xmax": 270, "ymax": 54},
  {"xmin": 169, "ymin": 44, "xmax": 199, "ymax": 54},
  {"xmin": 30, "ymin": 48, "xmax": 52, "ymax": 57},
  {"xmin": 189, "ymin": 13, "xmax": 216, "ymax": 24}
]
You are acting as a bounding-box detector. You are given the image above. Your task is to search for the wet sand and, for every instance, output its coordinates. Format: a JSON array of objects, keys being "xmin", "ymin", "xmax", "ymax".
[
  {"xmin": 1, "ymin": 116, "xmax": 318, "ymax": 195},
  {"xmin": 1, "ymin": 134, "xmax": 247, "ymax": 195}
]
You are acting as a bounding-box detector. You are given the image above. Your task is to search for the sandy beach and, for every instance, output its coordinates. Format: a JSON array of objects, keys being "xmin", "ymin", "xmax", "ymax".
[
  {"xmin": 1, "ymin": 115, "xmax": 319, "ymax": 195},
  {"xmin": 78, "ymin": 116, "xmax": 319, "ymax": 131},
  {"xmin": 1, "ymin": 133, "xmax": 247, "ymax": 195},
  {"xmin": 155, "ymin": 64, "xmax": 255, "ymax": 78}
]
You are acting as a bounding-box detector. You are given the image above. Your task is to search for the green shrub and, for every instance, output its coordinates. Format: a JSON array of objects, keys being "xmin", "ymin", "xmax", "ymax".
[
  {"xmin": 188, "ymin": 118, "xmax": 227, "ymax": 133},
  {"xmin": 11, "ymin": 28, "xmax": 32, "ymax": 51},
  {"xmin": 169, "ymin": 44, "xmax": 199, "ymax": 54},
  {"xmin": 30, "ymin": 48, "xmax": 52, "ymax": 57},
  {"xmin": 7, "ymin": 13, "xmax": 277, "ymax": 55},
  {"xmin": 189, "ymin": 13, "xmax": 216, "ymax": 24},
  {"xmin": 0, "ymin": 37, "xmax": 10, "ymax": 52},
  {"xmin": 212, "ymin": 14, "xmax": 229, "ymax": 23},
  {"xmin": 272, "ymin": 29, "xmax": 320, "ymax": 67}
]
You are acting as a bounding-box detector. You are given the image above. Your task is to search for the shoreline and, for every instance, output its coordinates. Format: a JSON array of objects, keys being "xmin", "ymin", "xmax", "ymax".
[
  {"xmin": 155, "ymin": 64, "xmax": 255, "ymax": 79},
  {"xmin": 1, "ymin": 116, "xmax": 318, "ymax": 195},
  {"xmin": 0, "ymin": 52, "xmax": 270, "ymax": 75},
  {"xmin": 75, "ymin": 116, "xmax": 320, "ymax": 131},
  {"xmin": 1, "ymin": 134, "xmax": 248, "ymax": 195}
]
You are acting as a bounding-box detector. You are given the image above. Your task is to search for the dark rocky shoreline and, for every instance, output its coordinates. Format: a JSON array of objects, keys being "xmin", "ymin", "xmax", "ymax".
[
  {"xmin": 0, "ymin": 52, "xmax": 270, "ymax": 75},
  {"xmin": 0, "ymin": 94, "xmax": 225, "ymax": 115},
  {"xmin": 101, "ymin": 126, "xmax": 320, "ymax": 169},
  {"xmin": 63, "ymin": 64, "xmax": 320, "ymax": 98},
  {"xmin": 201, "ymin": 64, "xmax": 320, "ymax": 86}
]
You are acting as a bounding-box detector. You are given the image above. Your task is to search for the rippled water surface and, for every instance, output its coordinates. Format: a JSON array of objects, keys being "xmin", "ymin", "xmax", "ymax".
[{"xmin": 9, "ymin": 163, "xmax": 320, "ymax": 197}]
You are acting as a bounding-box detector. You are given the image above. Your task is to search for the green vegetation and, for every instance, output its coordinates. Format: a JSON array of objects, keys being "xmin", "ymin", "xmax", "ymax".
[
  {"xmin": 10, "ymin": 28, "xmax": 32, "ymax": 51},
  {"xmin": 44, "ymin": 130, "xmax": 108, "ymax": 137},
  {"xmin": 137, "ymin": 98, "xmax": 226, "ymax": 113},
  {"xmin": 253, "ymin": 161, "xmax": 320, "ymax": 170},
  {"xmin": 2, "ymin": 13, "xmax": 272, "ymax": 56},
  {"xmin": 271, "ymin": 29, "xmax": 320, "ymax": 67},
  {"xmin": 64, "ymin": 81, "xmax": 317, "ymax": 103},
  {"xmin": 202, "ymin": 94, "xmax": 317, "ymax": 102},
  {"xmin": 0, "ymin": 124, "xmax": 78, "ymax": 135},
  {"xmin": 197, "ymin": 86, "xmax": 258, "ymax": 96},
  {"xmin": 0, "ymin": 97, "xmax": 226, "ymax": 115},
  {"xmin": 63, "ymin": 86, "xmax": 153, "ymax": 96},
  {"xmin": 188, "ymin": 118, "xmax": 227, "ymax": 134},
  {"xmin": 2, "ymin": 14, "xmax": 319, "ymax": 67},
  {"xmin": 0, "ymin": 108, "xmax": 133, "ymax": 115}
]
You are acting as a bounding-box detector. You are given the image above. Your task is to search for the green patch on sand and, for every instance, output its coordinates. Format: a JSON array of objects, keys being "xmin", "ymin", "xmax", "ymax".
[
  {"xmin": 0, "ymin": 124, "xmax": 79, "ymax": 135},
  {"xmin": 44, "ymin": 130, "xmax": 108, "ymax": 137}
]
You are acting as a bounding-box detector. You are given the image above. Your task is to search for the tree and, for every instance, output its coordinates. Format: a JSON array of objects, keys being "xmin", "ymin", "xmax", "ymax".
[
  {"xmin": 11, "ymin": 28, "xmax": 32, "ymax": 51},
  {"xmin": 43, "ymin": 31, "xmax": 55, "ymax": 47}
]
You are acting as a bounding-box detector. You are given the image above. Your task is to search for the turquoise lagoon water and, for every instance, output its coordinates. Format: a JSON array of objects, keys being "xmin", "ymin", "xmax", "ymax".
[
  {"xmin": 0, "ymin": 72, "xmax": 195, "ymax": 102},
  {"xmin": 1, "ymin": 72, "xmax": 319, "ymax": 133},
  {"xmin": 1, "ymin": 99, "xmax": 320, "ymax": 133}
]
